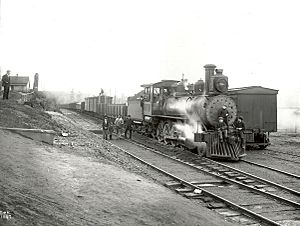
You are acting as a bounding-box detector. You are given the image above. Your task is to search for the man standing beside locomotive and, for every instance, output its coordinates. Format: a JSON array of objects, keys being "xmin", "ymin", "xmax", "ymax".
[
  {"xmin": 124, "ymin": 115, "xmax": 133, "ymax": 139},
  {"xmin": 102, "ymin": 115, "xmax": 113, "ymax": 140},
  {"xmin": 114, "ymin": 115, "xmax": 124, "ymax": 138},
  {"xmin": 1, "ymin": 70, "xmax": 11, "ymax": 100},
  {"xmin": 234, "ymin": 116, "xmax": 246, "ymax": 156}
]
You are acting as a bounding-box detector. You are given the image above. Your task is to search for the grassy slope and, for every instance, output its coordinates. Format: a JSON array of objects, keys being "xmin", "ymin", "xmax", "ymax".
[{"xmin": 0, "ymin": 92, "xmax": 63, "ymax": 131}]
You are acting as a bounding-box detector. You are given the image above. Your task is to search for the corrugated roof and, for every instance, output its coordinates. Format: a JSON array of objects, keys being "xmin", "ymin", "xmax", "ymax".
[
  {"xmin": 10, "ymin": 76, "xmax": 30, "ymax": 85},
  {"xmin": 228, "ymin": 86, "xmax": 278, "ymax": 94},
  {"xmin": 141, "ymin": 80, "xmax": 179, "ymax": 88},
  {"xmin": 153, "ymin": 80, "xmax": 179, "ymax": 87}
]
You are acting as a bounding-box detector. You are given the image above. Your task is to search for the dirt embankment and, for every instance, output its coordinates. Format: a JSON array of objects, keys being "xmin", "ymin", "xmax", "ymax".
[{"xmin": 0, "ymin": 93, "xmax": 63, "ymax": 131}]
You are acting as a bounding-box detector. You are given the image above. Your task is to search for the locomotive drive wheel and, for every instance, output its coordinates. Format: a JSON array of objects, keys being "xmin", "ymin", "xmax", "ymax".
[
  {"xmin": 169, "ymin": 123, "xmax": 178, "ymax": 146},
  {"xmin": 162, "ymin": 121, "xmax": 172, "ymax": 144},
  {"xmin": 151, "ymin": 131, "xmax": 156, "ymax": 139},
  {"xmin": 156, "ymin": 122, "xmax": 165, "ymax": 142}
]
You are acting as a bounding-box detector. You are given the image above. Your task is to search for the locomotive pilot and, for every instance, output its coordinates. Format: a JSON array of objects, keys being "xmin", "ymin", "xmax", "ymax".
[
  {"xmin": 233, "ymin": 116, "xmax": 246, "ymax": 156},
  {"xmin": 216, "ymin": 116, "xmax": 228, "ymax": 142},
  {"xmin": 219, "ymin": 105, "xmax": 229, "ymax": 127}
]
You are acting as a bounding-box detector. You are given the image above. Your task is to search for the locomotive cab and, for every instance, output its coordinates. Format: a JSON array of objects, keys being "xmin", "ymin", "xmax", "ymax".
[{"xmin": 141, "ymin": 80, "xmax": 179, "ymax": 116}]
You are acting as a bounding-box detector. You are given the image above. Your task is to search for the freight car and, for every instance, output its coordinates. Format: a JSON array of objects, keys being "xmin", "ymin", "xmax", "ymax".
[
  {"xmin": 228, "ymin": 86, "xmax": 278, "ymax": 149},
  {"xmin": 60, "ymin": 94, "xmax": 127, "ymax": 119},
  {"xmin": 127, "ymin": 64, "xmax": 278, "ymax": 161},
  {"xmin": 84, "ymin": 95, "xmax": 127, "ymax": 118}
]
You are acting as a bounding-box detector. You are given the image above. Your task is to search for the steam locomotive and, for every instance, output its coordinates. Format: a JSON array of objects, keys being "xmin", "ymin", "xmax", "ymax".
[{"xmin": 127, "ymin": 64, "xmax": 278, "ymax": 161}]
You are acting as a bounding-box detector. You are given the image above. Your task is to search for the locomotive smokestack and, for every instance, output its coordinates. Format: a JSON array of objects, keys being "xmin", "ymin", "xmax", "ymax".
[{"xmin": 204, "ymin": 64, "xmax": 216, "ymax": 94}]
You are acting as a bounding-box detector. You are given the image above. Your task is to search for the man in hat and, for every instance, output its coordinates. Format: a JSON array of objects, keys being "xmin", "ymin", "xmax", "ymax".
[
  {"xmin": 102, "ymin": 115, "xmax": 112, "ymax": 140},
  {"xmin": 124, "ymin": 115, "xmax": 134, "ymax": 139},
  {"xmin": 1, "ymin": 70, "xmax": 10, "ymax": 100},
  {"xmin": 219, "ymin": 105, "xmax": 229, "ymax": 127},
  {"xmin": 114, "ymin": 115, "xmax": 124, "ymax": 138},
  {"xmin": 234, "ymin": 116, "xmax": 246, "ymax": 156},
  {"xmin": 216, "ymin": 116, "xmax": 228, "ymax": 142}
]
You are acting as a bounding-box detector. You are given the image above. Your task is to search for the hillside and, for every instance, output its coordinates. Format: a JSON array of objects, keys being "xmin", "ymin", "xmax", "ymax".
[{"xmin": 0, "ymin": 91, "xmax": 63, "ymax": 131}]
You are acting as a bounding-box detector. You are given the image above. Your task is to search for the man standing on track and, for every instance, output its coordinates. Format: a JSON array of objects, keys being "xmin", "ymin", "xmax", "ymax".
[
  {"xmin": 234, "ymin": 116, "xmax": 246, "ymax": 156},
  {"xmin": 1, "ymin": 70, "xmax": 10, "ymax": 100},
  {"xmin": 102, "ymin": 115, "xmax": 112, "ymax": 140},
  {"xmin": 124, "ymin": 115, "xmax": 133, "ymax": 139},
  {"xmin": 114, "ymin": 115, "xmax": 124, "ymax": 138}
]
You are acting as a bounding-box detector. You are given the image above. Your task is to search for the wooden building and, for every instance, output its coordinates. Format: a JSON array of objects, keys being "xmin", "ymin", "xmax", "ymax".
[{"xmin": 9, "ymin": 76, "xmax": 30, "ymax": 92}]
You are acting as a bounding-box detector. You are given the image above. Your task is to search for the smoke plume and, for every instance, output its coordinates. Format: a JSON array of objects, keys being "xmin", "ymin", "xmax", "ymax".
[{"xmin": 166, "ymin": 96, "xmax": 206, "ymax": 141}]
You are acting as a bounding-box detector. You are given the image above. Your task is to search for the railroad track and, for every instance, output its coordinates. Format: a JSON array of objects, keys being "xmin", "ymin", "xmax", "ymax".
[
  {"xmin": 240, "ymin": 159, "xmax": 300, "ymax": 179},
  {"xmin": 62, "ymin": 109, "xmax": 300, "ymax": 225},
  {"xmin": 131, "ymin": 133, "xmax": 300, "ymax": 199},
  {"xmin": 105, "ymin": 137, "xmax": 300, "ymax": 226}
]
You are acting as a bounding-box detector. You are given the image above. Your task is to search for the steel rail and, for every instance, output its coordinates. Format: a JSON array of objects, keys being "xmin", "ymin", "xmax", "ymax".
[
  {"xmin": 106, "ymin": 140, "xmax": 281, "ymax": 226},
  {"xmin": 267, "ymin": 149, "xmax": 300, "ymax": 158},
  {"xmin": 204, "ymin": 158, "xmax": 300, "ymax": 195},
  {"xmin": 241, "ymin": 159, "xmax": 300, "ymax": 179},
  {"xmin": 265, "ymin": 155, "xmax": 300, "ymax": 164},
  {"xmin": 124, "ymin": 138, "xmax": 300, "ymax": 208}
]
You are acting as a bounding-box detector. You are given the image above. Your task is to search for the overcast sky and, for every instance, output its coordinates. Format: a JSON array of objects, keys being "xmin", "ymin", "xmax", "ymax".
[{"xmin": 0, "ymin": 0, "xmax": 300, "ymax": 98}]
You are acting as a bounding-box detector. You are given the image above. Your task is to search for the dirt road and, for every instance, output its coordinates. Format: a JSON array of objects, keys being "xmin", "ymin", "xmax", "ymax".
[{"xmin": 0, "ymin": 126, "xmax": 234, "ymax": 225}]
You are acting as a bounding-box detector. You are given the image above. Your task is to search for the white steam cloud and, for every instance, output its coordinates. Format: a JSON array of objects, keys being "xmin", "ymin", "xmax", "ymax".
[{"xmin": 166, "ymin": 96, "xmax": 206, "ymax": 141}]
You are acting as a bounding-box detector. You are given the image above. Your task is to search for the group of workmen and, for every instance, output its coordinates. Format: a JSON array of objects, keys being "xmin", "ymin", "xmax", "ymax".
[
  {"xmin": 102, "ymin": 114, "xmax": 134, "ymax": 140},
  {"xmin": 216, "ymin": 105, "xmax": 246, "ymax": 155}
]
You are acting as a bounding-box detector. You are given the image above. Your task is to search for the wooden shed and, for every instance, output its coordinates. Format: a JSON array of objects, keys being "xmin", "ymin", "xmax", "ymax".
[
  {"xmin": 10, "ymin": 76, "xmax": 30, "ymax": 92},
  {"xmin": 228, "ymin": 86, "xmax": 278, "ymax": 132}
]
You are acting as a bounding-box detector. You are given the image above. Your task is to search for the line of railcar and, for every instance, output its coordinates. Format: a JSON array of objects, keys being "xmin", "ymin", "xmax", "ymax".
[
  {"xmin": 61, "ymin": 95, "xmax": 127, "ymax": 119},
  {"xmin": 61, "ymin": 64, "xmax": 278, "ymax": 161}
]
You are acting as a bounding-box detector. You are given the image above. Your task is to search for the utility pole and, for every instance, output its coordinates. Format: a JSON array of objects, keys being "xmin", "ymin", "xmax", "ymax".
[
  {"xmin": 114, "ymin": 88, "xmax": 116, "ymax": 104},
  {"xmin": 0, "ymin": 0, "xmax": 2, "ymax": 27},
  {"xmin": 0, "ymin": 67, "xmax": 2, "ymax": 91},
  {"xmin": 0, "ymin": 0, "xmax": 2, "ymax": 91}
]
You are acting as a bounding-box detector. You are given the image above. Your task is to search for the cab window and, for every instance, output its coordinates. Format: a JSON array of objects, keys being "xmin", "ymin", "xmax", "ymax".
[
  {"xmin": 153, "ymin": 87, "xmax": 160, "ymax": 102},
  {"xmin": 144, "ymin": 87, "xmax": 151, "ymax": 101}
]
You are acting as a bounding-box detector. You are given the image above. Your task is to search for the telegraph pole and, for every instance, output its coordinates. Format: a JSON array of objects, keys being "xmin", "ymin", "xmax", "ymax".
[
  {"xmin": 0, "ymin": 0, "xmax": 2, "ymax": 26},
  {"xmin": 0, "ymin": 0, "xmax": 2, "ymax": 90}
]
